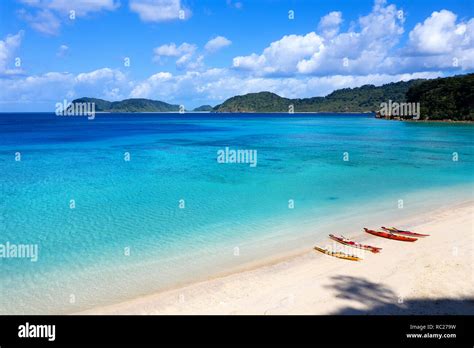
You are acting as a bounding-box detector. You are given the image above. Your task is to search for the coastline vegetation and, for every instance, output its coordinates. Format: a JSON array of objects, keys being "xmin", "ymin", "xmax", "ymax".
[
  {"xmin": 406, "ymin": 74, "xmax": 473, "ymax": 121},
  {"xmin": 71, "ymin": 73, "xmax": 473, "ymax": 121}
]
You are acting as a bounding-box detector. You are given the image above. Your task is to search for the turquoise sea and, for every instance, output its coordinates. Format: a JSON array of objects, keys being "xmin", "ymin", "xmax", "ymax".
[{"xmin": 0, "ymin": 113, "xmax": 473, "ymax": 314}]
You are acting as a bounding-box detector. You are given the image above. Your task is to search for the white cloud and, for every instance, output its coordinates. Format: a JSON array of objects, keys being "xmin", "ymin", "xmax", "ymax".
[
  {"xmin": 404, "ymin": 10, "xmax": 474, "ymax": 70},
  {"xmin": 233, "ymin": 32, "xmax": 324, "ymax": 75},
  {"xmin": 0, "ymin": 31, "xmax": 24, "ymax": 75},
  {"xmin": 177, "ymin": 54, "xmax": 204, "ymax": 70},
  {"xmin": 153, "ymin": 42, "xmax": 196, "ymax": 58},
  {"xmin": 75, "ymin": 68, "xmax": 126, "ymax": 84},
  {"xmin": 231, "ymin": 1, "xmax": 472, "ymax": 78},
  {"xmin": 226, "ymin": 0, "xmax": 243, "ymax": 10},
  {"xmin": 126, "ymin": 67, "xmax": 443, "ymax": 107},
  {"xmin": 18, "ymin": 0, "xmax": 119, "ymax": 35},
  {"xmin": 0, "ymin": 68, "xmax": 130, "ymax": 109},
  {"xmin": 205, "ymin": 36, "xmax": 232, "ymax": 52},
  {"xmin": 130, "ymin": 72, "xmax": 173, "ymax": 98},
  {"xmin": 409, "ymin": 10, "xmax": 458, "ymax": 54},
  {"xmin": 0, "ymin": 71, "xmax": 75, "ymax": 106},
  {"xmin": 129, "ymin": 0, "xmax": 191, "ymax": 22},
  {"xmin": 153, "ymin": 42, "xmax": 204, "ymax": 70},
  {"xmin": 233, "ymin": 0, "xmax": 406, "ymax": 76},
  {"xmin": 300, "ymin": 0, "xmax": 405, "ymax": 74},
  {"xmin": 377, "ymin": 9, "xmax": 474, "ymax": 72},
  {"xmin": 318, "ymin": 11, "xmax": 342, "ymax": 39},
  {"xmin": 57, "ymin": 44, "xmax": 69, "ymax": 57},
  {"xmin": 18, "ymin": 9, "xmax": 61, "ymax": 36},
  {"xmin": 231, "ymin": 0, "xmax": 473, "ymax": 76}
]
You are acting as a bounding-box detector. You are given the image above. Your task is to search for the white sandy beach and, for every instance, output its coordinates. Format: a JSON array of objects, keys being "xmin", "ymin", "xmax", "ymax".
[{"xmin": 80, "ymin": 200, "xmax": 474, "ymax": 315}]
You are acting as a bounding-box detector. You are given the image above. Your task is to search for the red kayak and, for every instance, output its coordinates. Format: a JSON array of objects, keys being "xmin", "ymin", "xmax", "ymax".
[
  {"xmin": 329, "ymin": 234, "xmax": 382, "ymax": 253},
  {"xmin": 364, "ymin": 228, "xmax": 417, "ymax": 242},
  {"xmin": 381, "ymin": 226, "xmax": 430, "ymax": 237}
]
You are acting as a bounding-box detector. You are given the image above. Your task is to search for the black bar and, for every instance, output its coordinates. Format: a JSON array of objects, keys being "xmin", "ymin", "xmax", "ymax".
[{"xmin": 0, "ymin": 315, "xmax": 473, "ymax": 346}]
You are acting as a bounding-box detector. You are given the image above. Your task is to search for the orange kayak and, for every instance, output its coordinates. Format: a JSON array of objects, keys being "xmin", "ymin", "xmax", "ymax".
[
  {"xmin": 329, "ymin": 234, "xmax": 382, "ymax": 253},
  {"xmin": 381, "ymin": 226, "xmax": 429, "ymax": 237},
  {"xmin": 364, "ymin": 228, "xmax": 417, "ymax": 242}
]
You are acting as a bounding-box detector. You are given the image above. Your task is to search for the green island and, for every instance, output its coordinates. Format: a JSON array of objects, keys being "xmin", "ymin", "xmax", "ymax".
[{"xmin": 72, "ymin": 73, "xmax": 473, "ymax": 121}]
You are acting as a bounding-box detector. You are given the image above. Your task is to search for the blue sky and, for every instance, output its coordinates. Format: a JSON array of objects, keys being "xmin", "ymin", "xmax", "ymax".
[{"xmin": 0, "ymin": 0, "xmax": 473, "ymax": 111}]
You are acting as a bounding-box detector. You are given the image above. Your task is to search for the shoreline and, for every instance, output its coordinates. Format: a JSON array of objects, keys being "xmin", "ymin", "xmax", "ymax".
[
  {"xmin": 2, "ymin": 111, "xmax": 472, "ymax": 123},
  {"xmin": 377, "ymin": 116, "xmax": 474, "ymax": 124},
  {"xmin": 3, "ymin": 112, "xmax": 472, "ymax": 123},
  {"xmin": 79, "ymin": 199, "xmax": 474, "ymax": 315}
]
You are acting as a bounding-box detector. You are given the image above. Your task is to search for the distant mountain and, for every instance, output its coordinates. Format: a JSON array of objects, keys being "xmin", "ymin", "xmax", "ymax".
[
  {"xmin": 212, "ymin": 92, "xmax": 292, "ymax": 112},
  {"xmin": 70, "ymin": 97, "xmax": 112, "ymax": 111},
  {"xmin": 406, "ymin": 73, "xmax": 473, "ymax": 121},
  {"xmin": 70, "ymin": 98, "xmax": 180, "ymax": 112},
  {"xmin": 213, "ymin": 80, "xmax": 423, "ymax": 113},
  {"xmin": 193, "ymin": 105, "xmax": 213, "ymax": 112}
]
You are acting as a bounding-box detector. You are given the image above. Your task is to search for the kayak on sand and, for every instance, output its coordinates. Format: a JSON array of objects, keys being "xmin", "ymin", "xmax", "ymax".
[
  {"xmin": 364, "ymin": 228, "xmax": 417, "ymax": 242},
  {"xmin": 313, "ymin": 246, "xmax": 362, "ymax": 261},
  {"xmin": 329, "ymin": 234, "xmax": 382, "ymax": 253},
  {"xmin": 381, "ymin": 226, "xmax": 430, "ymax": 237}
]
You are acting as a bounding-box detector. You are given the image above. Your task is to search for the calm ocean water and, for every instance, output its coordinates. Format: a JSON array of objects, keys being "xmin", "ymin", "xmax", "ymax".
[{"xmin": 0, "ymin": 113, "xmax": 473, "ymax": 314}]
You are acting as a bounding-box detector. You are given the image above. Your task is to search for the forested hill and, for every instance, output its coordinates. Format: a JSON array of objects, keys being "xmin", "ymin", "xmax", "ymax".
[
  {"xmin": 213, "ymin": 73, "xmax": 473, "ymax": 120},
  {"xmin": 70, "ymin": 98, "xmax": 181, "ymax": 112},
  {"xmin": 213, "ymin": 80, "xmax": 423, "ymax": 113},
  {"xmin": 406, "ymin": 73, "xmax": 473, "ymax": 121}
]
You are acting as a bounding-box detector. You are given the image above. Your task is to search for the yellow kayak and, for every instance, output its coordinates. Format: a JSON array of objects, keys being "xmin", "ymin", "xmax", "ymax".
[{"xmin": 314, "ymin": 246, "xmax": 362, "ymax": 261}]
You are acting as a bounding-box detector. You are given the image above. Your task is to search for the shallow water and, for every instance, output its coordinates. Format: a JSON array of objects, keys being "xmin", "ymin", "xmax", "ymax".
[{"xmin": 0, "ymin": 113, "xmax": 473, "ymax": 314}]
